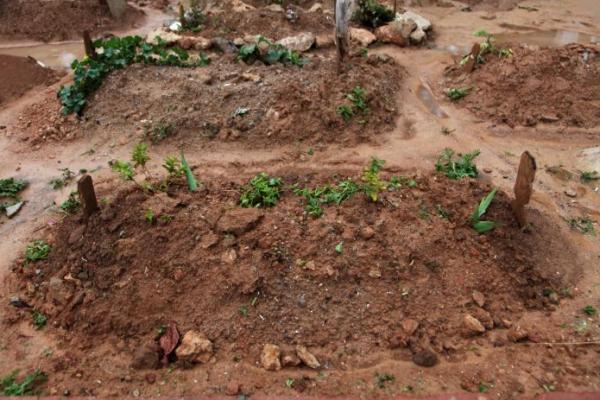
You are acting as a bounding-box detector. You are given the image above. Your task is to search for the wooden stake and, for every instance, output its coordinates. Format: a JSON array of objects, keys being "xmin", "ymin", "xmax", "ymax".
[
  {"xmin": 511, "ymin": 151, "xmax": 536, "ymax": 227},
  {"xmin": 77, "ymin": 174, "xmax": 99, "ymax": 220},
  {"xmin": 83, "ymin": 31, "xmax": 97, "ymax": 60}
]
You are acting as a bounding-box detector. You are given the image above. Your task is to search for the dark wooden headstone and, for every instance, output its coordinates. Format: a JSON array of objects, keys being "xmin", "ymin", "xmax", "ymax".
[
  {"xmin": 511, "ymin": 151, "xmax": 537, "ymax": 227},
  {"xmin": 77, "ymin": 174, "xmax": 99, "ymax": 219},
  {"xmin": 83, "ymin": 31, "xmax": 97, "ymax": 60}
]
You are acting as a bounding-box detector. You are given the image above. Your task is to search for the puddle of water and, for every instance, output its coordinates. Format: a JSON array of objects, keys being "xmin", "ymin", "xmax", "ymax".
[
  {"xmin": 0, "ymin": 41, "xmax": 84, "ymax": 70},
  {"xmin": 495, "ymin": 30, "xmax": 600, "ymax": 47},
  {"xmin": 417, "ymin": 83, "xmax": 448, "ymax": 118}
]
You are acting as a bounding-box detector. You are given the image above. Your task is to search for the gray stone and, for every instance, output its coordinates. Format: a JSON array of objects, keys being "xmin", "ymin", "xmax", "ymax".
[{"xmin": 276, "ymin": 32, "xmax": 316, "ymax": 52}]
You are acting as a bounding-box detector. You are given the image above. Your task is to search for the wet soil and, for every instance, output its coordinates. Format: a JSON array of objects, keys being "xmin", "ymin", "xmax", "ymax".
[
  {"xmin": 443, "ymin": 44, "xmax": 600, "ymax": 129},
  {"xmin": 0, "ymin": 55, "xmax": 64, "ymax": 106},
  {"xmin": 16, "ymin": 54, "xmax": 402, "ymax": 147},
  {"xmin": 2, "ymin": 166, "xmax": 588, "ymax": 397},
  {"xmin": 0, "ymin": 0, "xmax": 145, "ymax": 42}
]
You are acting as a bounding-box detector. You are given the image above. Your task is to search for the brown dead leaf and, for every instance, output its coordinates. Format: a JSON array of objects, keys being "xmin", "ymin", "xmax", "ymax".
[{"xmin": 159, "ymin": 321, "xmax": 180, "ymax": 365}]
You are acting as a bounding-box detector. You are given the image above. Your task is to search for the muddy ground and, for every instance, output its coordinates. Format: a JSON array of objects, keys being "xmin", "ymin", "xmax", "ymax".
[
  {"xmin": 0, "ymin": 0, "xmax": 599, "ymax": 398},
  {"xmin": 0, "ymin": 0, "xmax": 145, "ymax": 42},
  {"xmin": 0, "ymin": 55, "xmax": 64, "ymax": 106}
]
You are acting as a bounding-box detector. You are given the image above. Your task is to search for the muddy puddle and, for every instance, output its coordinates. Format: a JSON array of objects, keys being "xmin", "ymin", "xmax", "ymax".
[{"xmin": 495, "ymin": 30, "xmax": 599, "ymax": 47}]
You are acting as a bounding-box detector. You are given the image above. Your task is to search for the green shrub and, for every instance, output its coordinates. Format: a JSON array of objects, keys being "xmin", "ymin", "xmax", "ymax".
[
  {"xmin": 240, "ymin": 173, "xmax": 282, "ymax": 208},
  {"xmin": 353, "ymin": 0, "xmax": 395, "ymax": 28},
  {"xmin": 436, "ymin": 148, "xmax": 480, "ymax": 179},
  {"xmin": 25, "ymin": 240, "xmax": 51, "ymax": 264}
]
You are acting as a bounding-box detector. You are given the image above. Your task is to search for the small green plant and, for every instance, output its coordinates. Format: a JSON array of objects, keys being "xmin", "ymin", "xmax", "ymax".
[
  {"xmin": 0, "ymin": 177, "xmax": 28, "ymax": 211},
  {"xmin": 49, "ymin": 168, "xmax": 75, "ymax": 190},
  {"xmin": 163, "ymin": 155, "xmax": 183, "ymax": 179},
  {"xmin": 240, "ymin": 173, "xmax": 282, "ymax": 208},
  {"xmin": 337, "ymin": 105, "xmax": 354, "ymax": 122},
  {"xmin": 180, "ymin": 151, "xmax": 198, "ymax": 192},
  {"xmin": 362, "ymin": 157, "xmax": 386, "ymax": 202},
  {"xmin": 360, "ymin": 48, "xmax": 369, "ymax": 58},
  {"xmin": 375, "ymin": 372, "xmax": 395, "ymax": 389},
  {"xmin": 238, "ymin": 306, "xmax": 249, "ymax": 317},
  {"xmin": 581, "ymin": 171, "xmax": 600, "ymax": 182},
  {"xmin": 472, "ymin": 29, "xmax": 512, "ymax": 63},
  {"xmin": 389, "ymin": 175, "xmax": 417, "ymax": 190},
  {"xmin": 1, "ymin": 369, "xmax": 47, "ymax": 396},
  {"xmin": 436, "ymin": 148, "xmax": 480, "ymax": 179},
  {"xmin": 568, "ymin": 217, "xmax": 596, "ymax": 235},
  {"xmin": 25, "ymin": 240, "xmax": 51, "ymax": 264},
  {"xmin": 335, "ymin": 242, "xmax": 343, "ymax": 254},
  {"xmin": 131, "ymin": 143, "xmax": 149, "ymax": 168},
  {"xmin": 285, "ymin": 378, "xmax": 295, "ymax": 388},
  {"xmin": 353, "ymin": 0, "xmax": 394, "ymax": 28},
  {"xmin": 470, "ymin": 188, "xmax": 498, "ymax": 233},
  {"xmin": 145, "ymin": 209, "xmax": 155, "ymax": 223},
  {"xmin": 436, "ymin": 204, "xmax": 451, "ymax": 220},
  {"xmin": 60, "ymin": 192, "xmax": 81, "ymax": 213},
  {"xmin": 32, "ymin": 310, "xmax": 47, "ymax": 330},
  {"xmin": 110, "ymin": 160, "xmax": 134, "ymax": 181},
  {"xmin": 447, "ymin": 87, "xmax": 469, "ymax": 101},
  {"xmin": 583, "ymin": 305, "xmax": 597, "ymax": 316},
  {"xmin": 479, "ymin": 382, "xmax": 491, "ymax": 393},
  {"xmin": 293, "ymin": 178, "xmax": 359, "ymax": 218}
]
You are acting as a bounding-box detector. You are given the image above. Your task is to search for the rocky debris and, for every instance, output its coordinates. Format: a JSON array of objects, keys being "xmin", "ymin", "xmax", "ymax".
[
  {"xmin": 315, "ymin": 33, "xmax": 335, "ymax": 48},
  {"xmin": 376, "ymin": 10, "xmax": 432, "ymax": 46},
  {"xmin": 264, "ymin": 3, "xmax": 284, "ymax": 12},
  {"xmin": 359, "ymin": 226, "xmax": 376, "ymax": 240},
  {"xmin": 285, "ymin": 7, "xmax": 299, "ymax": 24},
  {"xmin": 281, "ymin": 350, "xmax": 301, "ymax": 367},
  {"xmin": 412, "ymin": 350, "xmax": 438, "ymax": 367},
  {"xmin": 472, "ymin": 290, "xmax": 486, "ymax": 307},
  {"xmin": 142, "ymin": 193, "xmax": 180, "ymax": 217},
  {"xmin": 349, "ymin": 28, "xmax": 376, "ymax": 47},
  {"xmin": 131, "ymin": 344, "xmax": 160, "ymax": 370},
  {"xmin": 261, "ymin": 344, "xmax": 281, "ymax": 371},
  {"xmin": 5, "ymin": 201, "xmax": 24, "ymax": 218},
  {"xmin": 308, "ymin": 3, "xmax": 323, "ymax": 12},
  {"xmin": 368, "ymin": 268, "xmax": 382, "ymax": 278},
  {"xmin": 175, "ymin": 330, "xmax": 213, "ymax": 364},
  {"xmin": 231, "ymin": 0, "xmax": 254, "ymax": 12},
  {"xmin": 145, "ymin": 27, "xmax": 181, "ymax": 45},
  {"xmin": 216, "ymin": 208, "xmax": 264, "ymax": 235},
  {"xmin": 471, "ymin": 307, "xmax": 494, "ymax": 330},
  {"xmin": 177, "ymin": 36, "xmax": 211, "ymax": 51},
  {"xmin": 68, "ymin": 225, "xmax": 86, "ymax": 245},
  {"xmin": 564, "ymin": 189, "xmax": 577, "ymax": 198},
  {"xmin": 48, "ymin": 277, "xmax": 73, "ymax": 305},
  {"xmin": 402, "ymin": 319, "xmax": 419, "ymax": 335},
  {"xmin": 296, "ymin": 345, "xmax": 320, "ymax": 369},
  {"xmin": 463, "ymin": 314, "xmax": 486, "ymax": 334},
  {"xmin": 212, "ymin": 37, "xmax": 238, "ymax": 53},
  {"xmin": 410, "ymin": 28, "xmax": 426, "ymax": 44},
  {"xmin": 241, "ymin": 72, "xmax": 262, "ymax": 83},
  {"xmin": 397, "ymin": 10, "xmax": 432, "ymax": 31},
  {"xmin": 375, "ymin": 21, "xmax": 410, "ymax": 46},
  {"xmin": 200, "ymin": 232, "xmax": 220, "ymax": 249},
  {"xmin": 507, "ymin": 325, "xmax": 529, "ymax": 342},
  {"xmin": 276, "ymin": 32, "xmax": 316, "ymax": 52},
  {"xmin": 159, "ymin": 322, "xmax": 180, "ymax": 365}
]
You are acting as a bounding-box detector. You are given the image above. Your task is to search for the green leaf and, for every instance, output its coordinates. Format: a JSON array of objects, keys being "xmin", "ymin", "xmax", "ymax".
[
  {"xmin": 473, "ymin": 188, "xmax": 497, "ymax": 220},
  {"xmin": 473, "ymin": 220, "xmax": 497, "ymax": 233},
  {"xmin": 180, "ymin": 151, "xmax": 198, "ymax": 192},
  {"xmin": 335, "ymin": 242, "xmax": 343, "ymax": 254}
]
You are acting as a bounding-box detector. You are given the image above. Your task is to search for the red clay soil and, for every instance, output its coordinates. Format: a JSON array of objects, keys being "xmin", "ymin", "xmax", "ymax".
[
  {"xmin": 3, "ymin": 165, "xmax": 592, "ymax": 397},
  {"xmin": 0, "ymin": 0, "xmax": 145, "ymax": 42},
  {"xmin": 443, "ymin": 44, "xmax": 600, "ymax": 129},
  {"xmin": 0, "ymin": 55, "xmax": 63, "ymax": 106},
  {"xmin": 17, "ymin": 54, "xmax": 402, "ymax": 147}
]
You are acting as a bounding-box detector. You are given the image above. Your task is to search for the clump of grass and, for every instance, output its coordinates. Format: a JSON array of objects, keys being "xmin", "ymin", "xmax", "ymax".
[
  {"xmin": 446, "ymin": 87, "xmax": 469, "ymax": 101},
  {"xmin": 1, "ymin": 370, "xmax": 47, "ymax": 396},
  {"xmin": 32, "ymin": 310, "xmax": 47, "ymax": 330},
  {"xmin": 436, "ymin": 148, "xmax": 480, "ymax": 179},
  {"xmin": 583, "ymin": 305, "xmax": 597, "ymax": 316},
  {"xmin": 240, "ymin": 173, "xmax": 282, "ymax": 208},
  {"xmin": 60, "ymin": 192, "xmax": 81, "ymax": 214},
  {"xmin": 568, "ymin": 217, "xmax": 596, "ymax": 236},
  {"xmin": 470, "ymin": 188, "xmax": 498, "ymax": 233},
  {"xmin": 25, "ymin": 240, "xmax": 51, "ymax": 264},
  {"xmin": 338, "ymin": 86, "xmax": 370, "ymax": 122},
  {"xmin": 131, "ymin": 143, "xmax": 149, "ymax": 168},
  {"xmin": 109, "ymin": 160, "xmax": 134, "ymax": 181},
  {"xmin": 353, "ymin": 0, "xmax": 394, "ymax": 28}
]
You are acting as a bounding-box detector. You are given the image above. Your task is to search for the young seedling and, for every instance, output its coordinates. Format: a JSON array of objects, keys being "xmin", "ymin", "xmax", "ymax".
[
  {"xmin": 470, "ymin": 188, "xmax": 498, "ymax": 233},
  {"xmin": 240, "ymin": 173, "xmax": 282, "ymax": 208},
  {"xmin": 446, "ymin": 87, "xmax": 469, "ymax": 101},
  {"xmin": 109, "ymin": 160, "xmax": 134, "ymax": 181},
  {"xmin": 335, "ymin": 242, "xmax": 344, "ymax": 254},
  {"xmin": 131, "ymin": 143, "xmax": 149, "ymax": 168},
  {"xmin": 293, "ymin": 178, "xmax": 359, "ymax": 218},
  {"xmin": 347, "ymin": 86, "xmax": 369, "ymax": 113},
  {"xmin": 0, "ymin": 370, "xmax": 47, "ymax": 396},
  {"xmin": 583, "ymin": 305, "xmax": 598, "ymax": 316},
  {"xmin": 145, "ymin": 209, "xmax": 155, "ymax": 223},
  {"xmin": 163, "ymin": 155, "xmax": 183, "ymax": 179},
  {"xmin": 436, "ymin": 148, "xmax": 480, "ymax": 179},
  {"xmin": 337, "ymin": 105, "xmax": 354, "ymax": 122},
  {"xmin": 285, "ymin": 378, "xmax": 295, "ymax": 388},
  {"xmin": 362, "ymin": 157, "xmax": 386, "ymax": 201},
  {"xmin": 32, "ymin": 310, "xmax": 47, "ymax": 330},
  {"xmin": 60, "ymin": 192, "xmax": 81, "ymax": 214},
  {"xmin": 0, "ymin": 177, "xmax": 28, "ymax": 212},
  {"xmin": 180, "ymin": 151, "xmax": 198, "ymax": 192},
  {"xmin": 25, "ymin": 240, "xmax": 51, "ymax": 264}
]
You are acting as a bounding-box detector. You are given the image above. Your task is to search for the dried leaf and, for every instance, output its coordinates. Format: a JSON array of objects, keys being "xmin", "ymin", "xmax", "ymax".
[{"xmin": 159, "ymin": 322, "xmax": 180, "ymax": 365}]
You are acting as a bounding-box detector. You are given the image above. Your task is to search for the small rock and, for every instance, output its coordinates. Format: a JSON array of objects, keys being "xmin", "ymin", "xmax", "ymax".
[
  {"xmin": 463, "ymin": 314, "xmax": 486, "ymax": 334},
  {"xmin": 308, "ymin": 2, "xmax": 323, "ymax": 12},
  {"xmin": 375, "ymin": 20, "xmax": 415, "ymax": 46},
  {"xmin": 276, "ymin": 32, "xmax": 316, "ymax": 52},
  {"xmin": 200, "ymin": 233, "xmax": 220, "ymax": 249},
  {"xmin": 564, "ymin": 189, "xmax": 577, "ymax": 198},
  {"xmin": 507, "ymin": 326, "xmax": 529, "ymax": 342},
  {"xmin": 231, "ymin": 0, "xmax": 254, "ymax": 12},
  {"xmin": 296, "ymin": 345, "xmax": 320, "ymax": 369},
  {"xmin": 359, "ymin": 226, "xmax": 375, "ymax": 240},
  {"xmin": 131, "ymin": 344, "xmax": 160, "ymax": 370},
  {"xmin": 541, "ymin": 114, "xmax": 560, "ymax": 123},
  {"xmin": 5, "ymin": 202, "xmax": 24, "ymax": 218},
  {"xmin": 389, "ymin": 330, "xmax": 408, "ymax": 348},
  {"xmin": 261, "ymin": 344, "xmax": 281, "ymax": 371},
  {"xmin": 225, "ymin": 381, "xmax": 240, "ymax": 396},
  {"xmin": 48, "ymin": 277, "xmax": 72, "ymax": 305},
  {"xmin": 483, "ymin": 167, "xmax": 493, "ymax": 173},
  {"xmin": 409, "ymin": 28, "xmax": 426, "ymax": 44},
  {"xmin": 241, "ymin": 72, "xmax": 261, "ymax": 82},
  {"xmin": 175, "ymin": 330, "xmax": 213, "ymax": 364},
  {"xmin": 472, "ymin": 290, "xmax": 485, "ymax": 307},
  {"xmin": 401, "ymin": 319, "xmax": 419, "ymax": 335},
  {"xmin": 349, "ymin": 28, "xmax": 376, "ymax": 47},
  {"xmin": 216, "ymin": 208, "xmax": 264, "ymax": 235},
  {"xmin": 264, "ymin": 3, "xmax": 284, "ymax": 12},
  {"xmin": 315, "ymin": 33, "xmax": 334, "ymax": 48},
  {"xmin": 281, "ymin": 351, "xmax": 301, "ymax": 367},
  {"xmin": 9, "ymin": 296, "xmax": 31, "ymax": 308},
  {"xmin": 368, "ymin": 268, "xmax": 381, "ymax": 278},
  {"xmin": 412, "ymin": 350, "xmax": 438, "ymax": 367},
  {"xmin": 396, "ymin": 10, "xmax": 432, "ymax": 31},
  {"xmin": 67, "ymin": 225, "xmax": 86, "ymax": 245},
  {"xmin": 212, "ymin": 37, "xmax": 237, "ymax": 53}
]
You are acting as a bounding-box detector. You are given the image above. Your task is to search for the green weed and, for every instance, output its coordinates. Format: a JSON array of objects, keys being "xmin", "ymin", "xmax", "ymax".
[
  {"xmin": 25, "ymin": 240, "xmax": 50, "ymax": 263},
  {"xmin": 240, "ymin": 173, "xmax": 282, "ymax": 208},
  {"xmin": 446, "ymin": 87, "xmax": 469, "ymax": 101},
  {"xmin": 436, "ymin": 148, "xmax": 480, "ymax": 179},
  {"xmin": 583, "ymin": 305, "xmax": 597, "ymax": 316},
  {"xmin": 335, "ymin": 242, "xmax": 343, "ymax": 254},
  {"xmin": 110, "ymin": 160, "xmax": 134, "ymax": 181},
  {"xmin": 581, "ymin": 171, "xmax": 600, "ymax": 182},
  {"xmin": 338, "ymin": 86, "xmax": 370, "ymax": 122},
  {"xmin": 180, "ymin": 151, "xmax": 198, "ymax": 192},
  {"xmin": 60, "ymin": 192, "xmax": 81, "ymax": 213},
  {"xmin": 32, "ymin": 310, "xmax": 47, "ymax": 330},
  {"xmin": 337, "ymin": 105, "xmax": 354, "ymax": 122},
  {"xmin": 0, "ymin": 178, "xmax": 27, "ymax": 211},
  {"xmin": 1, "ymin": 370, "xmax": 46, "ymax": 396},
  {"xmin": 145, "ymin": 209, "xmax": 155, "ymax": 223},
  {"xmin": 375, "ymin": 372, "xmax": 395, "ymax": 389},
  {"xmin": 285, "ymin": 378, "xmax": 295, "ymax": 388},
  {"xmin": 362, "ymin": 157, "xmax": 386, "ymax": 201},
  {"xmin": 293, "ymin": 178, "xmax": 359, "ymax": 217},
  {"xmin": 163, "ymin": 155, "xmax": 183, "ymax": 179},
  {"xmin": 132, "ymin": 143, "xmax": 149, "ymax": 168},
  {"xmin": 470, "ymin": 188, "xmax": 498, "ymax": 233},
  {"xmin": 568, "ymin": 217, "xmax": 596, "ymax": 235},
  {"xmin": 148, "ymin": 121, "xmax": 175, "ymax": 143}
]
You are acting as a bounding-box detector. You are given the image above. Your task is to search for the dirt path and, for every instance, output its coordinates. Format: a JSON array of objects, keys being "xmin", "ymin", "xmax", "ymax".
[{"xmin": 1, "ymin": 0, "xmax": 599, "ymax": 397}]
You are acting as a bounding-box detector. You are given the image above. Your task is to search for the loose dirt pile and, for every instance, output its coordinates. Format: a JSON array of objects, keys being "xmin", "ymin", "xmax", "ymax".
[
  {"xmin": 0, "ymin": 55, "xmax": 63, "ymax": 106},
  {"xmin": 444, "ymin": 44, "xmax": 600, "ymax": 128},
  {"xmin": 4, "ymin": 165, "xmax": 583, "ymax": 396},
  {"xmin": 0, "ymin": 0, "xmax": 144, "ymax": 42},
  {"xmin": 18, "ymin": 54, "xmax": 403, "ymax": 147},
  {"xmin": 459, "ymin": 0, "xmax": 522, "ymax": 11}
]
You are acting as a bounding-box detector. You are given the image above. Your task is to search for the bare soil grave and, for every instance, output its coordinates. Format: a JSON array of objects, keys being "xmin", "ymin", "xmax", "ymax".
[
  {"xmin": 3, "ymin": 162, "xmax": 588, "ymax": 396},
  {"xmin": 442, "ymin": 44, "xmax": 600, "ymax": 129},
  {"xmin": 0, "ymin": 55, "xmax": 64, "ymax": 106},
  {"xmin": 17, "ymin": 54, "xmax": 402, "ymax": 147},
  {"xmin": 0, "ymin": 0, "xmax": 145, "ymax": 42}
]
